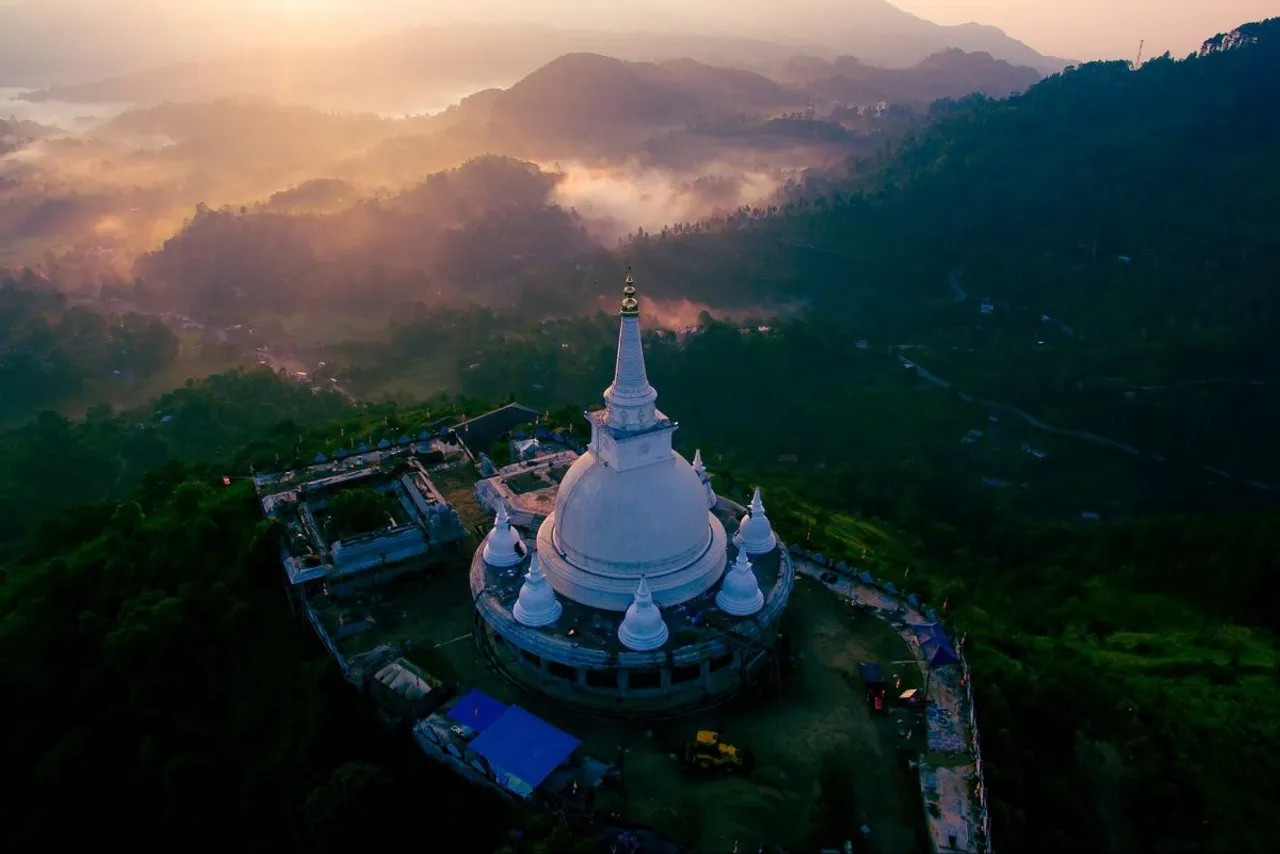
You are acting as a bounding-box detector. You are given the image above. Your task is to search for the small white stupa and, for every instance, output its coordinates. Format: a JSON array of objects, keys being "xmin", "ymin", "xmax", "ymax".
[
  {"xmin": 617, "ymin": 576, "xmax": 669, "ymax": 651},
  {"xmin": 482, "ymin": 502, "xmax": 523, "ymax": 567},
  {"xmin": 692, "ymin": 449, "xmax": 717, "ymax": 509},
  {"xmin": 716, "ymin": 547, "xmax": 764, "ymax": 617},
  {"xmin": 734, "ymin": 487, "xmax": 777, "ymax": 555},
  {"xmin": 513, "ymin": 553, "xmax": 562, "ymax": 627}
]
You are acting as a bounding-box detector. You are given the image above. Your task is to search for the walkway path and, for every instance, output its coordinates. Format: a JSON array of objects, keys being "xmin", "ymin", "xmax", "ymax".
[{"xmin": 793, "ymin": 557, "xmax": 988, "ymax": 854}]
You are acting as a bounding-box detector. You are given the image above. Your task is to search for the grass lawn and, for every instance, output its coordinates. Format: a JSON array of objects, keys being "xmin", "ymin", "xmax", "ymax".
[{"xmin": 504, "ymin": 471, "xmax": 546, "ymax": 495}]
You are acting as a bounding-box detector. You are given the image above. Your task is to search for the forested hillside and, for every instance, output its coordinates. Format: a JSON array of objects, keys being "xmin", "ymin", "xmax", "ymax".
[
  {"xmin": 4, "ymin": 17, "xmax": 1280, "ymax": 854},
  {"xmin": 0, "ymin": 275, "xmax": 179, "ymax": 424},
  {"xmin": 0, "ymin": 369, "xmax": 353, "ymax": 555},
  {"xmin": 500, "ymin": 19, "xmax": 1280, "ymax": 481},
  {"xmin": 132, "ymin": 156, "xmax": 592, "ymax": 315},
  {"xmin": 309, "ymin": 24, "xmax": 1280, "ymax": 851},
  {"xmin": 3, "ymin": 351, "xmax": 1277, "ymax": 853}
]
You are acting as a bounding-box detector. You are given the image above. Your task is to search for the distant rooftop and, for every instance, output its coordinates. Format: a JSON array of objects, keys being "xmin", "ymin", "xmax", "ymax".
[
  {"xmin": 372, "ymin": 658, "xmax": 439, "ymax": 701},
  {"xmin": 258, "ymin": 448, "xmax": 467, "ymax": 587},
  {"xmin": 474, "ymin": 450, "xmax": 578, "ymax": 527},
  {"xmin": 452, "ymin": 403, "xmax": 540, "ymax": 454}
]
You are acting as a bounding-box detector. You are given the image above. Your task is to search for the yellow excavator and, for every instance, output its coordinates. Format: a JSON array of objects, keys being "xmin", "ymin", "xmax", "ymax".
[{"xmin": 682, "ymin": 730, "xmax": 755, "ymax": 775}]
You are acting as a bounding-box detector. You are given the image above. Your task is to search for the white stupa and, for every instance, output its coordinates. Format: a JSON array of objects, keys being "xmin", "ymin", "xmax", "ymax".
[
  {"xmin": 716, "ymin": 547, "xmax": 765, "ymax": 617},
  {"xmin": 617, "ymin": 576, "xmax": 669, "ymax": 651},
  {"xmin": 734, "ymin": 487, "xmax": 777, "ymax": 555},
  {"xmin": 482, "ymin": 501, "xmax": 524, "ymax": 567},
  {"xmin": 536, "ymin": 272, "xmax": 729, "ymax": 611},
  {"xmin": 513, "ymin": 553, "xmax": 563, "ymax": 627},
  {"xmin": 692, "ymin": 449, "xmax": 717, "ymax": 509}
]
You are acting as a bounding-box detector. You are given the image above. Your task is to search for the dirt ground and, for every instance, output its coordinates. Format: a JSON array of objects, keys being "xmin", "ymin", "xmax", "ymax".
[
  {"xmin": 346, "ymin": 565, "xmax": 928, "ymax": 852},
  {"xmin": 617, "ymin": 580, "xmax": 929, "ymax": 853}
]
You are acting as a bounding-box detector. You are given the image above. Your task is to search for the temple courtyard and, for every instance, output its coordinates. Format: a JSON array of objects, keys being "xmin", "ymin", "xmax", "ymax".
[{"xmin": 316, "ymin": 561, "xmax": 929, "ymax": 852}]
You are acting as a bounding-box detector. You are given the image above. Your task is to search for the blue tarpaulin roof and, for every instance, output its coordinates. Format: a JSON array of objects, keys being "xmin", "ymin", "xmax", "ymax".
[
  {"xmin": 924, "ymin": 638, "xmax": 961, "ymax": 667},
  {"xmin": 469, "ymin": 706, "xmax": 580, "ymax": 790},
  {"xmin": 909, "ymin": 622, "xmax": 960, "ymax": 667},
  {"xmin": 446, "ymin": 690, "xmax": 507, "ymax": 733},
  {"xmin": 911, "ymin": 621, "xmax": 945, "ymax": 639}
]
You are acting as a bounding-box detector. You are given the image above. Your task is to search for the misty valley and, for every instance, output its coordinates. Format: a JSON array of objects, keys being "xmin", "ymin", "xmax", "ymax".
[{"xmin": 3, "ymin": 9, "xmax": 1280, "ymax": 854}]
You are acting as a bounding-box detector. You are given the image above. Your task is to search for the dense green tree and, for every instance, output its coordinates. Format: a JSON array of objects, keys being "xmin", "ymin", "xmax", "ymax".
[
  {"xmin": 0, "ymin": 469, "xmax": 507, "ymax": 852},
  {"xmin": 0, "ymin": 277, "xmax": 181, "ymax": 423},
  {"xmin": 325, "ymin": 488, "xmax": 395, "ymax": 538}
]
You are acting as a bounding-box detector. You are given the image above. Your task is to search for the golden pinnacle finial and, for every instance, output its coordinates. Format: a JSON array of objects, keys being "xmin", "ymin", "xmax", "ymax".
[{"xmin": 620, "ymin": 268, "xmax": 639, "ymax": 315}]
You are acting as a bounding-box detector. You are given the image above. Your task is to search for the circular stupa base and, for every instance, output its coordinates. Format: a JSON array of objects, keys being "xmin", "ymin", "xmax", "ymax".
[
  {"xmin": 716, "ymin": 588, "xmax": 765, "ymax": 617},
  {"xmin": 469, "ymin": 502, "xmax": 795, "ymax": 717},
  {"xmin": 512, "ymin": 598, "xmax": 562, "ymax": 628}
]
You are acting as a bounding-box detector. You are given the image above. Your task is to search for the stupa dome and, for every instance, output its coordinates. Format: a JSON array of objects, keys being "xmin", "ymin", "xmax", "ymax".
[
  {"xmin": 535, "ymin": 272, "xmax": 728, "ymax": 611},
  {"xmin": 734, "ymin": 487, "xmax": 777, "ymax": 555},
  {"xmin": 716, "ymin": 547, "xmax": 765, "ymax": 617},
  {"xmin": 467, "ymin": 270, "xmax": 797, "ymax": 716},
  {"xmin": 617, "ymin": 576, "xmax": 669, "ymax": 651},
  {"xmin": 553, "ymin": 451, "xmax": 710, "ymax": 568},
  {"xmin": 482, "ymin": 502, "xmax": 523, "ymax": 567},
  {"xmin": 513, "ymin": 554, "xmax": 562, "ymax": 627}
]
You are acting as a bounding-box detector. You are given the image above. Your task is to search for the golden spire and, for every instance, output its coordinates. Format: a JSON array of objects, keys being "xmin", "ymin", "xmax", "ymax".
[{"xmin": 620, "ymin": 269, "xmax": 639, "ymax": 316}]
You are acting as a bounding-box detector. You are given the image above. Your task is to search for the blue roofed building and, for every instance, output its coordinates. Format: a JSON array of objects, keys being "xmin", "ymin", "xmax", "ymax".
[
  {"xmin": 446, "ymin": 689, "xmax": 508, "ymax": 734},
  {"xmin": 911, "ymin": 622, "xmax": 960, "ymax": 668},
  {"xmin": 467, "ymin": 706, "xmax": 581, "ymax": 798},
  {"xmin": 923, "ymin": 635, "xmax": 961, "ymax": 668}
]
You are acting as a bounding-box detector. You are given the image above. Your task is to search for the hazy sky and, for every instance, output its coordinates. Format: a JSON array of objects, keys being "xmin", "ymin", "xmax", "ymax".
[
  {"xmin": 891, "ymin": 0, "xmax": 1277, "ymax": 59},
  {"xmin": 2, "ymin": 0, "xmax": 1275, "ymax": 63},
  {"xmin": 297, "ymin": 0, "xmax": 1278, "ymax": 59}
]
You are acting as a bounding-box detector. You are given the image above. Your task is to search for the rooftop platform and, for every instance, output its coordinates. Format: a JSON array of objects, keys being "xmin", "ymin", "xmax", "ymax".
[
  {"xmin": 474, "ymin": 450, "xmax": 579, "ymax": 527},
  {"xmin": 472, "ymin": 499, "xmax": 792, "ymax": 671},
  {"xmin": 253, "ymin": 440, "xmax": 460, "ymax": 499},
  {"xmin": 257, "ymin": 447, "xmax": 468, "ymax": 589}
]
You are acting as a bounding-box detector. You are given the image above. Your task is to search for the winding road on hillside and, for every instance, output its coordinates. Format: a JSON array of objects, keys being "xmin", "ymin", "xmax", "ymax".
[{"xmin": 922, "ymin": 274, "xmax": 1278, "ymax": 494}]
